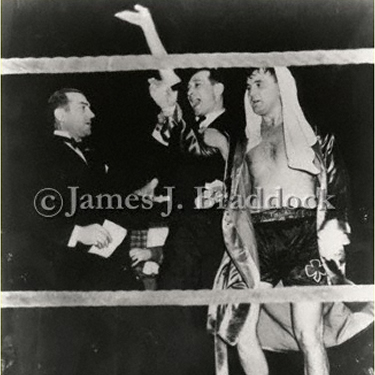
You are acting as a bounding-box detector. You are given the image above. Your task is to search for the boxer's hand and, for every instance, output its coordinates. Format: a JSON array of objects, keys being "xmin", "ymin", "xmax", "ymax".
[{"xmin": 115, "ymin": 4, "xmax": 152, "ymax": 29}]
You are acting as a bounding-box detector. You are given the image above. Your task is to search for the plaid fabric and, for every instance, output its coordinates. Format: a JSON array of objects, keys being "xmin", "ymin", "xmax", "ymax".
[
  {"xmin": 129, "ymin": 229, "xmax": 158, "ymax": 290},
  {"xmin": 129, "ymin": 229, "xmax": 148, "ymax": 249}
]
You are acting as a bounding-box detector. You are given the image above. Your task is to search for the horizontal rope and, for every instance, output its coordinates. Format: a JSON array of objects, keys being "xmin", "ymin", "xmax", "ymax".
[
  {"xmin": 2, "ymin": 285, "xmax": 373, "ymax": 308},
  {"xmin": 2, "ymin": 49, "xmax": 373, "ymax": 75}
]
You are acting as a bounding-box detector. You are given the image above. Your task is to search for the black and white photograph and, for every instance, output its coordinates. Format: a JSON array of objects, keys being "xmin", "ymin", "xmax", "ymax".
[{"xmin": 2, "ymin": 0, "xmax": 374, "ymax": 374}]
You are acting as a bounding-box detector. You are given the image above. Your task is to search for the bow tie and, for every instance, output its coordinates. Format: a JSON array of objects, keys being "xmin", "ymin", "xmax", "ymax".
[
  {"xmin": 57, "ymin": 136, "xmax": 91, "ymax": 157},
  {"xmin": 58, "ymin": 136, "xmax": 89, "ymax": 152}
]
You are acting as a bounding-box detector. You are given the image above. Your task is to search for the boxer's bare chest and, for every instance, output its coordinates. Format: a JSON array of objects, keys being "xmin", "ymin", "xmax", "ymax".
[{"xmin": 247, "ymin": 124, "xmax": 315, "ymax": 209}]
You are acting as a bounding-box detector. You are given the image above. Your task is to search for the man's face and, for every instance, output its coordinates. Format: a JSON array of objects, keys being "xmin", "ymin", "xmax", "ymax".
[
  {"xmin": 246, "ymin": 69, "xmax": 281, "ymax": 116},
  {"xmin": 187, "ymin": 70, "xmax": 220, "ymax": 117},
  {"xmin": 61, "ymin": 92, "xmax": 95, "ymax": 140}
]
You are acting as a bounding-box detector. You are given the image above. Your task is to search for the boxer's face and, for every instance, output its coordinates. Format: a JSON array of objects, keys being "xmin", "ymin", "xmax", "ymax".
[{"xmin": 246, "ymin": 69, "xmax": 281, "ymax": 117}]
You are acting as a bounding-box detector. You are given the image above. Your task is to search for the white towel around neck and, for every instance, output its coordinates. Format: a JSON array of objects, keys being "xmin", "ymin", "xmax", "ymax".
[{"xmin": 244, "ymin": 66, "xmax": 319, "ymax": 175}]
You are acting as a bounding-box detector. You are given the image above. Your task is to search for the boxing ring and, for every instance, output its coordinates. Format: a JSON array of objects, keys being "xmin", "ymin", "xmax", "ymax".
[
  {"xmin": 2, "ymin": 47, "xmax": 374, "ymax": 305},
  {"xmin": 1, "ymin": 2, "xmax": 374, "ymax": 374}
]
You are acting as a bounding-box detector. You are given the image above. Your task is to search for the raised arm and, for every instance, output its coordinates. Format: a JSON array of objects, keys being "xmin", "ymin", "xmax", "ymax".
[{"xmin": 115, "ymin": 4, "xmax": 180, "ymax": 86}]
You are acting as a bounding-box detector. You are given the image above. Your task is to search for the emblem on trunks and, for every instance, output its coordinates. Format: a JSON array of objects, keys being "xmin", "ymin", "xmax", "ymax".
[{"xmin": 305, "ymin": 259, "xmax": 327, "ymax": 283}]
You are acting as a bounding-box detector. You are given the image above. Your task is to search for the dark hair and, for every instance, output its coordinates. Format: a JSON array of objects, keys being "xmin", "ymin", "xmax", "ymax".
[
  {"xmin": 171, "ymin": 68, "xmax": 225, "ymax": 91},
  {"xmin": 245, "ymin": 67, "xmax": 277, "ymax": 81},
  {"xmin": 48, "ymin": 88, "xmax": 83, "ymax": 127},
  {"xmin": 48, "ymin": 88, "xmax": 83, "ymax": 112},
  {"xmin": 201, "ymin": 68, "xmax": 225, "ymax": 85}
]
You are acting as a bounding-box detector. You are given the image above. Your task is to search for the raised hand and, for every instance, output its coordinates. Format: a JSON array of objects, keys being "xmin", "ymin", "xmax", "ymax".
[
  {"xmin": 114, "ymin": 4, "xmax": 152, "ymax": 29},
  {"xmin": 149, "ymin": 78, "xmax": 178, "ymax": 112},
  {"xmin": 115, "ymin": 4, "xmax": 181, "ymax": 87}
]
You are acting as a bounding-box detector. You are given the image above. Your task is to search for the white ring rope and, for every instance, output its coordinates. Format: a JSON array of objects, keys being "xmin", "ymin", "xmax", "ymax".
[
  {"xmin": 2, "ymin": 285, "xmax": 373, "ymax": 308},
  {"xmin": 2, "ymin": 48, "xmax": 374, "ymax": 309},
  {"xmin": 1, "ymin": 48, "xmax": 373, "ymax": 75}
]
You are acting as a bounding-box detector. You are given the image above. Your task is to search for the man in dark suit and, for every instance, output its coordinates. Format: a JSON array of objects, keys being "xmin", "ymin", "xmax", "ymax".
[
  {"xmin": 27, "ymin": 88, "xmax": 154, "ymax": 375},
  {"xmin": 118, "ymin": 5, "xmax": 236, "ymax": 291},
  {"xmin": 146, "ymin": 70, "xmax": 238, "ymax": 375},
  {"xmin": 33, "ymin": 87, "xmax": 144, "ymax": 291},
  {"xmin": 118, "ymin": 9, "xmax": 238, "ymax": 374},
  {"xmin": 150, "ymin": 69, "xmax": 233, "ymax": 291}
]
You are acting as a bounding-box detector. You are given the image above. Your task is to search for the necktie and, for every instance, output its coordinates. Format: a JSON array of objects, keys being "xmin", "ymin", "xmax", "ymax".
[
  {"xmin": 197, "ymin": 116, "xmax": 206, "ymax": 127},
  {"xmin": 160, "ymin": 119, "xmax": 172, "ymax": 144}
]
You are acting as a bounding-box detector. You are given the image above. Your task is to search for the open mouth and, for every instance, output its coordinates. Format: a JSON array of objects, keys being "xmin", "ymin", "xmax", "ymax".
[{"xmin": 189, "ymin": 98, "xmax": 201, "ymax": 109}]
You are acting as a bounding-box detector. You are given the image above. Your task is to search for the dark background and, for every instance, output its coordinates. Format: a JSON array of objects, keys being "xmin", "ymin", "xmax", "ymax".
[
  {"xmin": 2, "ymin": 0, "xmax": 374, "ymax": 285},
  {"xmin": 1, "ymin": 1, "xmax": 374, "ymax": 375}
]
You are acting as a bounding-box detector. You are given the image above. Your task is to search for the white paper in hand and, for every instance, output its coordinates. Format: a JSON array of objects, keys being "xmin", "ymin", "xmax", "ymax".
[
  {"xmin": 89, "ymin": 220, "xmax": 127, "ymax": 258},
  {"xmin": 147, "ymin": 227, "xmax": 169, "ymax": 248}
]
